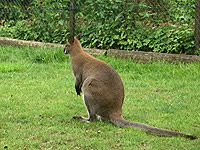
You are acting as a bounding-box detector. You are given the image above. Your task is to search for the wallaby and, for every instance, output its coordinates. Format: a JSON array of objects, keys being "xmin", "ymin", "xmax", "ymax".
[{"xmin": 64, "ymin": 34, "xmax": 197, "ymax": 140}]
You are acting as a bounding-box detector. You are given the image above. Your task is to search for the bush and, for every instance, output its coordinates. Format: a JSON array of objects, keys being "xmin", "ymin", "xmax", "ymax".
[
  {"xmin": 0, "ymin": 0, "xmax": 198, "ymax": 54},
  {"xmin": 0, "ymin": 0, "xmax": 71, "ymax": 43},
  {"xmin": 79, "ymin": 0, "xmax": 196, "ymax": 54}
]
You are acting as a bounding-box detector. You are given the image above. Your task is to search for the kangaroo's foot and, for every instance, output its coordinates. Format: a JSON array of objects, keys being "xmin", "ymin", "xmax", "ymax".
[{"xmin": 72, "ymin": 115, "xmax": 97, "ymax": 123}]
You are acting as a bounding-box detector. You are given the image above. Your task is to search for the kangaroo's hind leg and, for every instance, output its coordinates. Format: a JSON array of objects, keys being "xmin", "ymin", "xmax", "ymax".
[{"xmin": 73, "ymin": 93, "xmax": 98, "ymax": 122}]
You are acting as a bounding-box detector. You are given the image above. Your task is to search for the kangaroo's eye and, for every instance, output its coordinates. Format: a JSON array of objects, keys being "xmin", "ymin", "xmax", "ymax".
[{"xmin": 66, "ymin": 43, "xmax": 70, "ymax": 47}]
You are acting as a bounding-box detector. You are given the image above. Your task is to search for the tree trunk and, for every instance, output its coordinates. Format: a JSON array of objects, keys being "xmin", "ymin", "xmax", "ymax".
[{"xmin": 194, "ymin": 0, "xmax": 200, "ymax": 54}]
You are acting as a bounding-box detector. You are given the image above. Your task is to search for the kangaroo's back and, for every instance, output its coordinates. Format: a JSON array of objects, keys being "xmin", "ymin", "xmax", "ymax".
[{"xmin": 79, "ymin": 52, "xmax": 124, "ymax": 95}]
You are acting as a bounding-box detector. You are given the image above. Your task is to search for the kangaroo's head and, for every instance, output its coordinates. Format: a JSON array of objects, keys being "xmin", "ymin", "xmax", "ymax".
[{"xmin": 64, "ymin": 33, "xmax": 82, "ymax": 55}]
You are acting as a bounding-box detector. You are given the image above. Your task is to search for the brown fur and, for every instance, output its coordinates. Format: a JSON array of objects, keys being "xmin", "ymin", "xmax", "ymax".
[{"xmin": 64, "ymin": 35, "xmax": 197, "ymax": 140}]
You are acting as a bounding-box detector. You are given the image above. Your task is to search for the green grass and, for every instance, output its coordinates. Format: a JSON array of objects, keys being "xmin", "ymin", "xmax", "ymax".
[{"xmin": 0, "ymin": 45, "xmax": 200, "ymax": 149}]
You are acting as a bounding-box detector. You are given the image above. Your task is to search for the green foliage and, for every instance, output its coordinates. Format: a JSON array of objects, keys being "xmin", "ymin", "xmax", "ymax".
[
  {"xmin": 0, "ymin": 0, "xmax": 197, "ymax": 54},
  {"xmin": 79, "ymin": 0, "xmax": 196, "ymax": 54},
  {"xmin": 0, "ymin": 0, "xmax": 71, "ymax": 43}
]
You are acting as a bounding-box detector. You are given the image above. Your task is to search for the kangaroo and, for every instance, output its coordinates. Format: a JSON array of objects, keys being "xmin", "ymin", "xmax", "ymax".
[{"xmin": 64, "ymin": 34, "xmax": 197, "ymax": 140}]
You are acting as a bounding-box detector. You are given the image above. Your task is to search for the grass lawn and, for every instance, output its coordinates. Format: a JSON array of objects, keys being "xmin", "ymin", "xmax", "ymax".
[{"xmin": 0, "ymin": 45, "xmax": 200, "ymax": 149}]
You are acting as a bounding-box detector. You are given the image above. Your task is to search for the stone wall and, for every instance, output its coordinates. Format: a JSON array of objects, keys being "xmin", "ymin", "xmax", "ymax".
[{"xmin": 0, "ymin": 37, "xmax": 199, "ymax": 63}]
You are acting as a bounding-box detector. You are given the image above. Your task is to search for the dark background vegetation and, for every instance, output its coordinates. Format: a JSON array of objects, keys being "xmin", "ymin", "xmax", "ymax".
[{"xmin": 0, "ymin": 0, "xmax": 199, "ymax": 55}]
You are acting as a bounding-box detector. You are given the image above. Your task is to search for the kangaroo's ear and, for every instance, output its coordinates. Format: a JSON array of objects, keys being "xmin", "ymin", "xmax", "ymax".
[
  {"xmin": 68, "ymin": 36, "xmax": 74, "ymax": 44},
  {"xmin": 76, "ymin": 33, "xmax": 83, "ymax": 41}
]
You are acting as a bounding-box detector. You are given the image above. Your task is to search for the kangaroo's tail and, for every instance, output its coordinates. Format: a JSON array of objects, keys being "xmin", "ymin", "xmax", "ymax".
[{"xmin": 110, "ymin": 118, "xmax": 197, "ymax": 140}]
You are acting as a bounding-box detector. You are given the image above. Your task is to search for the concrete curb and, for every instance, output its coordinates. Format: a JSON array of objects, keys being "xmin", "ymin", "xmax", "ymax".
[{"xmin": 0, "ymin": 37, "xmax": 199, "ymax": 63}]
